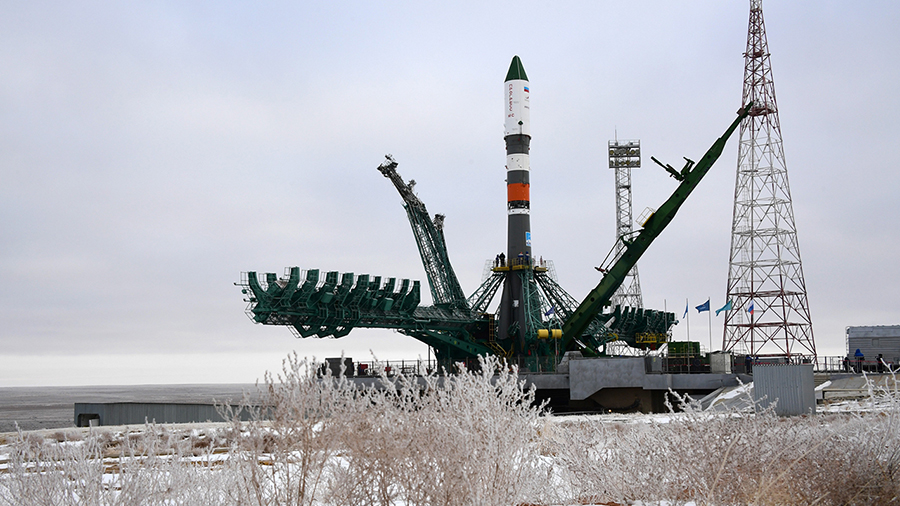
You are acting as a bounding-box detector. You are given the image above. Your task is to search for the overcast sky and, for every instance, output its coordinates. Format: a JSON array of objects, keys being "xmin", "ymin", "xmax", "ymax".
[{"xmin": 2, "ymin": 1, "xmax": 899, "ymax": 386}]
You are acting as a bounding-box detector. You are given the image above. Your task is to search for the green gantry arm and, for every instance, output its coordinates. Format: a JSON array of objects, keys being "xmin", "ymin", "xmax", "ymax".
[{"xmin": 561, "ymin": 104, "xmax": 752, "ymax": 351}]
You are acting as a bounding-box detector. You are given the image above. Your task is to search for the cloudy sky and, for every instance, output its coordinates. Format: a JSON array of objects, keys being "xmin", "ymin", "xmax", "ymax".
[{"xmin": 2, "ymin": 1, "xmax": 898, "ymax": 386}]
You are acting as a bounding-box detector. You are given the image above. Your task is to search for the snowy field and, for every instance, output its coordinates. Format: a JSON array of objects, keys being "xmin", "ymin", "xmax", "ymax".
[{"xmin": 2, "ymin": 356, "xmax": 898, "ymax": 506}]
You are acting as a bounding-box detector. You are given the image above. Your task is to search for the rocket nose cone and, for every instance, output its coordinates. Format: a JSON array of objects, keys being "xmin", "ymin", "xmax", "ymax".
[{"xmin": 505, "ymin": 55, "xmax": 529, "ymax": 82}]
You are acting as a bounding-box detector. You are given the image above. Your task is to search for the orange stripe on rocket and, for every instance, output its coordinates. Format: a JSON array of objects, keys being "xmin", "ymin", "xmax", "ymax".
[{"xmin": 507, "ymin": 183, "xmax": 530, "ymax": 202}]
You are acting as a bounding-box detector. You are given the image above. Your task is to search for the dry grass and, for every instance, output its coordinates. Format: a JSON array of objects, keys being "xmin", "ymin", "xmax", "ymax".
[
  {"xmin": 1, "ymin": 357, "xmax": 898, "ymax": 505},
  {"xmin": 548, "ymin": 386, "xmax": 900, "ymax": 505}
]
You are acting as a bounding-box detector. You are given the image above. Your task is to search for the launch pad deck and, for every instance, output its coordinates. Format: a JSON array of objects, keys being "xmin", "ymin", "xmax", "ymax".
[{"xmin": 341, "ymin": 356, "xmax": 749, "ymax": 414}]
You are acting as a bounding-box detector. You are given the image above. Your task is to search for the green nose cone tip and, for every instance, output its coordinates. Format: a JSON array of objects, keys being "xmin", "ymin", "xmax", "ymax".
[{"xmin": 505, "ymin": 55, "xmax": 528, "ymax": 82}]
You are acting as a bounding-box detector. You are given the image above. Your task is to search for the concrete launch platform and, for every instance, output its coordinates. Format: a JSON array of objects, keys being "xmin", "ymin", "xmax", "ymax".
[{"xmin": 520, "ymin": 357, "xmax": 750, "ymax": 413}]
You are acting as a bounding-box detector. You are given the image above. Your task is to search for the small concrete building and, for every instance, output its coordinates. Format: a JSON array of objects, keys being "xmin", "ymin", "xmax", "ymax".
[{"xmin": 846, "ymin": 325, "xmax": 900, "ymax": 366}]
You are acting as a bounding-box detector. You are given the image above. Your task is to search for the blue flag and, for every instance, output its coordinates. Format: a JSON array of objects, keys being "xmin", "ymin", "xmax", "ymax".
[
  {"xmin": 544, "ymin": 305, "xmax": 555, "ymax": 317},
  {"xmin": 695, "ymin": 300, "xmax": 710, "ymax": 313},
  {"xmin": 683, "ymin": 301, "xmax": 688, "ymax": 319},
  {"xmin": 716, "ymin": 299, "xmax": 733, "ymax": 316}
]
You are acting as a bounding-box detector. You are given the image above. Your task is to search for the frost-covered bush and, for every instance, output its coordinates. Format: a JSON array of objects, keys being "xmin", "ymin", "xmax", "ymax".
[
  {"xmin": 549, "ymin": 385, "xmax": 900, "ymax": 505},
  {"xmin": 325, "ymin": 355, "xmax": 552, "ymax": 506},
  {"xmin": 221, "ymin": 352, "xmax": 357, "ymax": 506},
  {"xmin": 0, "ymin": 425, "xmax": 228, "ymax": 505},
  {"xmin": 2, "ymin": 357, "xmax": 898, "ymax": 506}
]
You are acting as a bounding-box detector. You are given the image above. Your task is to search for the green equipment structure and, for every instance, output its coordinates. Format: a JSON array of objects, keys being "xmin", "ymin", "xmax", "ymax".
[{"xmin": 239, "ymin": 105, "xmax": 751, "ymax": 371}]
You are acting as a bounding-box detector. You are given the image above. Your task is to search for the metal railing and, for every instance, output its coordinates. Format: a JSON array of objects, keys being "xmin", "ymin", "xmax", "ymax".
[
  {"xmin": 815, "ymin": 355, "xmax": 897, "ymax": 374},
  {"xmin": 347, "ymin": 359, "xmax": 437, "ymax": 377},
  {"xmin": 325, "ymin": 354, "xmax": 900, "ymax": 379}
]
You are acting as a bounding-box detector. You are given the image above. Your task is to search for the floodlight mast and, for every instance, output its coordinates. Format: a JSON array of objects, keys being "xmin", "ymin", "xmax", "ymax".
[{"xmin": 608, "ymin": 139, "xmax": 643, "ymax": 309}]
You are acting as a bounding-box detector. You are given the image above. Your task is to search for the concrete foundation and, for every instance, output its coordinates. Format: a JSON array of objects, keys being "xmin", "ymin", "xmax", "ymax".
[
  {"xmin": 521, "ymin": 356, "xmax": 749, "ymax": 413},
  {"xmin": 71, "ymin": 357, "xmax": 750, "ymax": 426}
]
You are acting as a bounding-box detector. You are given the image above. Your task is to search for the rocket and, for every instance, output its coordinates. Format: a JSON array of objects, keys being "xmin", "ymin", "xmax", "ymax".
[
  {"xmin": 498, "ymin": 55, "xmax": 532, "ymax": 352},
  {"xmin": 504, "ymin": 55, "xmax": 531, "ymax": 252}
]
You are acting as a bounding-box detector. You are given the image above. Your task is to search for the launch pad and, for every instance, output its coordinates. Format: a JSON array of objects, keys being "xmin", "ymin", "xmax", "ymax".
[{"xmin": 239, "ymin": 56, "xmax": 751, "ymax": 377}]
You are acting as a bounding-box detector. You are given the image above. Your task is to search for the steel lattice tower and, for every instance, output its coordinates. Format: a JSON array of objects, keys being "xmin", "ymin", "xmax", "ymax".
[
  {"xmin": 608, "ymin": 140, "xmax": 643, "ymax": 308},
  {"xmin": 723, "ymin": 0, "xmax": 815, "ymax": 358}
]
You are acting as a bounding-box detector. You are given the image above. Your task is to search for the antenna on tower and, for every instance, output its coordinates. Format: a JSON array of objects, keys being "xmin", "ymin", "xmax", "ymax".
[{"xmin": 722, "ymin": 0, "xmax": 816, "ymax": 359}]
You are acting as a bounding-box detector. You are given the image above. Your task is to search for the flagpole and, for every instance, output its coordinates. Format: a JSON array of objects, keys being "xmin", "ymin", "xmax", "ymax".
[
  {"xmin": 708, "ymin": 296, "xmax": 712, "ymax": 353},
  {"xmin": 685, "ymin": 298, "xmax": 690, "ymax": 342}
]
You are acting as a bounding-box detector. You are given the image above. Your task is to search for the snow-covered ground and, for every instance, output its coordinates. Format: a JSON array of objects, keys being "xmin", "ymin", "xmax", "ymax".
[{"xmin": 2, "ymin": 359, "xmax": 898, "ymax": 505}]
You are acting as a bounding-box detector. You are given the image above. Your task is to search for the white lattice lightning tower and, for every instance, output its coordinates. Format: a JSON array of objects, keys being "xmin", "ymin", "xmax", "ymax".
[
  {"xmin": 608, "ymin": 139, "xmax": 642, "ymax": 309},
  {"xmin": 723, "ymin": 0, "xmax": 816, "ymax": 358}
]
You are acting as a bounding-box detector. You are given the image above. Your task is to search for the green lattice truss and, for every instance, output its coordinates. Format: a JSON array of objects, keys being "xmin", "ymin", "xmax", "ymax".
[
  {"xmin": 240, "ymin": 266, "xmax": 673, "ymax": 365},
  {"xmin": 239, "ymin": 107, "xmax": 750, "ymax": 365},
  {"xmin": 240, "ymin": 159, "xmax": 673, "ymax": 365}
]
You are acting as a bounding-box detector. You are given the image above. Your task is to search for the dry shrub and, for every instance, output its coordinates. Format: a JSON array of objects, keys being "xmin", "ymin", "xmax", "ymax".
[
  {"xmin": 325, "ymin": 355, "xmax": 552, "ymax": 506},
  {"xmin": 191, "ymin": 435, "xmax": 211, "ymax": 450},
  {"xmin": 218, "ymin": 353, "xmax": 552, "ymax": 506},
  {"xmin": 219, "ymin": 352, "xmax": 357, "ymax": 506},
  {"xmin": 51, "ymin": 431, "xmax": 83, "ymax": 443},
  {"xmin": 2, "ymin": 358, "xmax": 898, "ymax": 506},
  {"xmin": 549, "ymin": 385, "xmax": 900, "ymax": 505},
  {"xmin": 1, "ymin": 424, "xmax": 232, "ymax": 506}
]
